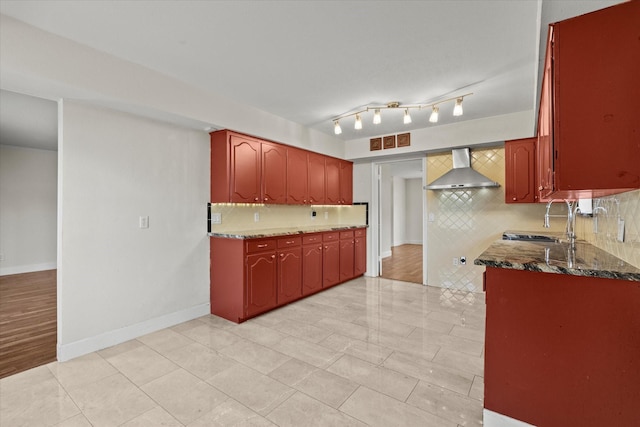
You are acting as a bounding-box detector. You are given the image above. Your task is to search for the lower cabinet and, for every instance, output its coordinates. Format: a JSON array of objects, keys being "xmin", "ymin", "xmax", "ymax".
[{"xmin": 210, "ymin": 228, "xmax": 366, "ymax": 323}]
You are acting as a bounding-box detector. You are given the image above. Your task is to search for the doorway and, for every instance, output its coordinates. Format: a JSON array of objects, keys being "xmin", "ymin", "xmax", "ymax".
[{"xmin": 374, "ymin": 158, "xmax": 427, "ymax": 284}]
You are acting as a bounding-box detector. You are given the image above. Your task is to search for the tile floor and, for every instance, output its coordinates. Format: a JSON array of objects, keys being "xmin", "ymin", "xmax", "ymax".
[{"xmin": 0, "ymin": 276, "xmax": 485, "ymax": 427}]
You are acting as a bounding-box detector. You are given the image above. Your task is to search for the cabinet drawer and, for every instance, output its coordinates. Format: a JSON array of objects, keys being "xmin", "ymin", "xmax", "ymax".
[
  {"xmin": 355, "ymin": 228, "xmax": 366, "ymax": 237},
  {"xmin": 246, "ymin": 239, "xmax": 276, "ymax": 254},
  {"xmin": 302, "ymin": 233, "xmax": 322, "ymax": 245},
  {"xmin": 340, "ymin": 230, "xmax": 354, "ymax": 240},
  {"xmin": 277, "ymin": 236, "xmax": 301, "ymax": 248},
  {"xmin": 323, "ymin": 232, "xmax": 339, "ymax": 242}
]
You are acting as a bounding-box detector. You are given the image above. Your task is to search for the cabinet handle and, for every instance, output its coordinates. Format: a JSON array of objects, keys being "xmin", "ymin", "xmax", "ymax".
[
  {"xmin": 271, "ymin": 255, "xmax": 276, "ymax": 259},
  {"xmin": 280, "ymin": 253, "xmax": 284, "ymax": 257},
  {"xmin": 286, "ymin": 240, "xmax": 294, "ymax": 244},
  {"xmin": 254, "ymin": 197, "xmax": 259, "ymax": 201},
  {"xmin": 257, "ymin": 244, "xmax": 268, "ymax": 248},
  {"xmin": 512, "ymin": 197, "xmax": 517, "ymax": 201},
  {"xmin": 264, "ymin": 197, "xmax": 268, "ymax": 201},
  {"xmin": 318, "ymin": 246, "xmax": 322, "ymax": 250},
  {"xmin": 325, "ymin": 246, "xmax": 328, "ymax": 250},
  {"xmin": 352, "ymin": 240, "xmax": 355, "ymax": 244},
  {"xmin": 538, "ymin": 186, "xmax": 543, "ymax": 191}
]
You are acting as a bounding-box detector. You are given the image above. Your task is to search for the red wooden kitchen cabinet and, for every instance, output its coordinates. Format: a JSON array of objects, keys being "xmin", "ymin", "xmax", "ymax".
[
  {"xmin": 286, "ymin": 147, "xmax": 308, "ymax": 204},
  {"xmin": 302, "ymin": 233, "xmax": 323, "ymax": 296},
  {"xmin": 339, "ymin": 230, "xmax": 355, "ymax": 282},
  {"xmin": 354, "ymin": 228, "xmax": 367, "ymax": 276},
  {"xmin": 323, "ymin": 232, "xmax": 340, "ymax": 288},
  {"xmin": 537, "ymin": 1, "xmax": 640, "ymax": 199},
  {"xmin": 340, "ymin": 161, "xmax": 353, "ymax": 205},
  {"xmin": 308, "ymin": 153, "xmax": 326, "ymax": 204},
  {"xmin": 211, "ymin": 130, "xmax": 286, "ymax": 204},
  {"xmin": 246, "ymin": 250, "xmax": 278, "ymax": 317},
  {"xmin": 325, "ymin": 157, "xmax": 341, "ymax": 205},
  {"xmin": 505, "ymin": 138, "xmax": 537, "ymax": 203},
  {"xmin": 276, "ymin": 237, "xmax": 302, "ymax": 305}
]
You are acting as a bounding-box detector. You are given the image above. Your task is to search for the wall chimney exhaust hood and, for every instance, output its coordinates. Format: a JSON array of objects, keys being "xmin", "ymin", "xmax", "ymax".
[{"xmin": 425, "ymin": 148, "xmax": 500, "ymax": 190}]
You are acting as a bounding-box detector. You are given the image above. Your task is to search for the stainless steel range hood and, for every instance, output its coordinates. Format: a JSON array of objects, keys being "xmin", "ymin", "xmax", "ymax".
[{"xmin": 425, "ymin": 148, "xmax": 500, "ymax": 190}]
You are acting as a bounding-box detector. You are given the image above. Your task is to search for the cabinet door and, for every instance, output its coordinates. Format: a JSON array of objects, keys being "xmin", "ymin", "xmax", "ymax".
[
  {"xmin": 302, "ymin": 244, "xmax": 323, "ymax": 296},
  {"xmin": 325, "ymin": 157, "xmax": 341, "ymax": 204},
  {"xmin": 339, "ymin": 238, "xmax": 355, "ymax": 282},
  {"xmin": 308, "ymin": 153, "xmax": 325, "ymax": 204},
  {"xmin": 505, "ymin": 138, "xmax": 536, "ymax": 203},
  {"xmin": 537, "ymin": 27, "xmax": 554, "ymax": 200},
  {"xmin": 262, "ymin": 143, "xmax": 287, "ymax": 204},
  {"xmin": 354, "ymin": 231, "xmax": 366, "ymax": 277},
  {"xmin": 277, "ymin": 247, "xmax": 302, "ymax": 304},
  {"xmin": 230, "ymin": 135, "xmax": 261, "ymax": 203},
  {"xmin": 287, "ymin": 147, "xmax": 308, "ymax": 204},
  {"xmin": 340, "ymin": 161, "xmax": 353, "ymax": 205},
  {"xmin": 246, "ymin": 252, "xmax": 277, "ymax": 317},
  {"xmin": 323, "ymin": 241, "xmax": 340, "ymax": 288}
]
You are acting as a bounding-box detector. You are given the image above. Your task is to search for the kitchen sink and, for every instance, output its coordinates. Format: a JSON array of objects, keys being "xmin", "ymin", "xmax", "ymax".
[{"xmin": 502, "ymin": 231, "xmax": 561, "ymax": 243}]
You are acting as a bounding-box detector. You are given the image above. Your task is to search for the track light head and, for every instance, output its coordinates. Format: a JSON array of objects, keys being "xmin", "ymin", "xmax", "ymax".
[
  {"xmin": 403, "ymin": 109, "xmax": 412, "ymax": 124},
  {"xmin": 373, "ymin": 109, "xmax": 381, "ymax": 124},
  {"xmin": 453, "ymin": 97, "xmax": 464, "ymax": 116},
  {"xmin": 429, "ymin": 106, "xmax": 439, "ymax": 123},
  {"xmin": 354, "ymin": 114, "xmax": 363, "ymax": 130},
  {"xmin": 334, "ymin": 121, "xmax": 342, "ymax": 135}
]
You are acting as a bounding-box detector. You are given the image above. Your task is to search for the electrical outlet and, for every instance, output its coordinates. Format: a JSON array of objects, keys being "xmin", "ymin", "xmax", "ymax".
[
  {"xmin": 211, "ymin": 213, "xmax": 221, "ymax": 224},
  {"xmin": 254, "ymin": 212, "xmax": 260, "ymax": 222},
  {"xmin": 428, "ymin": 212, "xmax": 435, "ymax": 222},
  {"xmin": 453, "ymin": 257, "xmax": 459, "ymax": 266},
  {"xmin": 139, "ymin": 216, "xmax": 149, "ymax": 229},
  {"xmin": 460, "ymin": 256, "xmax": 466, "ymax": 265},
  {"xmin": 311, "ymin": 210, "xmax": 317, "ymax": 219}
]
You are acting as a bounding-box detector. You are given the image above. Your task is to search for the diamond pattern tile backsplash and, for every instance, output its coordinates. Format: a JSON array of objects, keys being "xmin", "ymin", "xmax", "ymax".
[{"xmin": 427, "ymin": 148, "xmax": 640, "ymax": 293}]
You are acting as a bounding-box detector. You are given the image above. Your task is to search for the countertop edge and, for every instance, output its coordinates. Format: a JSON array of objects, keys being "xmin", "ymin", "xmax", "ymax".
[{"xmin": 208, "ymin": 225, "xmax": 367, "ymax": 239}]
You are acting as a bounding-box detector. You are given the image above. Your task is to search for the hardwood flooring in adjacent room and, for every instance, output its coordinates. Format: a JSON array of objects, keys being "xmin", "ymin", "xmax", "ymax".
[
  {"xmin": 381, "ymin": 244, "xmax": 423, "ymax": 284},
  {"xmin": 0, "ymin": 270, "xmax": 57, "ymax": 379}
]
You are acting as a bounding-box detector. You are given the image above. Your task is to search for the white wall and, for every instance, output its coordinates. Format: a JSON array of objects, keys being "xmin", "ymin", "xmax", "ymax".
[
  {"xmin": 405, "ymin": 178, "xmax": 423, "ymax": 244},
  {"xmin": 380, "ymin": 165, "xmax": 392, "ymax": 258},
  {"xmin": 392, "ymin": 176, "xmax": 406, "ymax": 246},
  {"xmin": 0, "ymin": 145, "xmax": 57, "ymax": 275},
  {"xmin": 57, "ymin": 101, "xmax": 210, "ymax": 360}
]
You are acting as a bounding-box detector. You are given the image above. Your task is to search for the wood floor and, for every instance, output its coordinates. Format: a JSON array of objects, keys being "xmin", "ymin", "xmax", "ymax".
[
  {"xmin": 0, "ymin": 270, "xmax": 57, "ymax": 379},
  {"xmin": 381, "ymin": 244, "xmax": 423, "ymax": 284}
]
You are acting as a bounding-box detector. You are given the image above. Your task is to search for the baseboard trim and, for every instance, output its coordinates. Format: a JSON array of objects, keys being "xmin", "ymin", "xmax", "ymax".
[
  {"xmin": 0, "ymin": 262, "xmax": 57, "ymax": 276},
  {"xmin": 483, "ymin": 409, "xmax": 536, "ymax": 427},
  {"xmin": 57, "ymin": 303, "xmax": 210, "ymax": 362},
  {"xmin": 381, "ymin": 250, "xmax": 392, "ymax": 258}
]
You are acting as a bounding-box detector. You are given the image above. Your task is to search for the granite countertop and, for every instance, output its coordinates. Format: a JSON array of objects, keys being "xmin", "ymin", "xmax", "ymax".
[
  {"xmin": 474, "ymin": 239, "xmax": 640, "ymax": 282},
  {"xmin": 208, "ymin": 224, "xmax": 367, "ymax": 239}
]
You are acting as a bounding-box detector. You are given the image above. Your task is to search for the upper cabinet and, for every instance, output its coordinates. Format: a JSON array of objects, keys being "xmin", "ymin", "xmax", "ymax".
[
  {"xmin": 211, "ymin": 129, "xmax": 353, "ymax": 205},
  {"xmin": 505, "ymin": 138, "xmax": 536, "ymax": 203},
  {"xmin": 538, "ymin": 2, "xmax": 640, "ymax": 199}
]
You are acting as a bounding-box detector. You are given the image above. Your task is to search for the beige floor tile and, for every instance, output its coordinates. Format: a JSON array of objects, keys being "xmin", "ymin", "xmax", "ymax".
[
  {"xmin": 450, "ymin": 324, "xmax": 485, "ymax": 342},
  {"xmin": 137, "ymin": 327, "xmax": 196, "ymax": 354},
  {"xmin": 141, "ymin": 368, "xmax": 228, "ymax": 425},
  {"xmin": 294, "ymin": 368, "xmax": 359, "ymax": 408},
  {"xmin": 469, "ymin": 375, "xmax": 484, "ymax": 401},
  {"xmin": 352, "ymin": 314, "xmax": 416, "ymax": 337},
  {"xmin": 373, "ymin": 329, "xmax": 441, "ymax": 360},
  {"xmin": 316, "ymin": 317, "xmax": 377, "ymax": 342},
  {"xmin": 102, "ymin": 344, "xmax": 180, "ymax": 386},
  {"xmin": 66, "ymin": 373, "xmax": 155, "ymax": 426},
  {"xmin": 327, "ymin": 354, "xmax": 418, "ymax": 401},
  {"xmin": 97, "ymin": 339, "xmax": 146, "ymax": 359},
  {"xmin": 407, "ymin": 327, "xmax": 484, "ymax": 356},
  {"xmin": 170, "ymin": 318, "xmax": 209, "ymax": 334},
  {"xmin": 1, "ymin": 367, "xmax": 80, "ymax": 427},
  {"xmin": 319, "ymin": 333, "xmax": 393, "ymax": 365},
  {"xmin": 54, "ymin": 414, "xmax": 93, "ymax": 426},
  {"xmin": 120, "ymin": 406, "xmax": 182, "ymax": 426},
  {"xmin": 198, "ymin": 314, "xmax": 239, "ymax": 330},
  {"xmin": 164, "ymin": 341, "xmax": 239, "ymax": 380},
  {"xmin": 267, "ymin": 392, "xmax": 367, "ymax": 427},
  {"xmin": 432, "ymin": 348, "xmax": 484, "ymax": 377},
  {"xmin": 270, "ymin": 319, "xmax": 333, "ymax": 343},
  {"xmin": 406, "ymin": 380, "xmax": 483, "ymax": 426},
  {"xmin": 229, "ymin": 321, "xmax": 289, "ymax": 347},
  {"xmin": 273, "ymin": 336, "xmax": 342, "ymax": 368},
  {"xmin": 208, "ymin": 364, "xmax": 295, "ymax": 416},
  {"xmin": 382, "ymin": 351, "xmax": 474, "ymax": 395},
  {"xmin": 220, "ymin": 338, "xmax": 291, "ymax": 374},
  {"xmin": 387, "ymin": 311, "xmax": 455, "ymax": 334},
  {"xmin": 187, "ymin": 398, "xmax": 278, "ymax": 426},
  {"xmin": 180, "ymin": 322, "xmax": 244, "ymax": 351},
  {"xmin": 47, "ymin": 352, "xmax": 118, "ymax": 389},
  {"xmin": 340, "ymin": 386, "xmax": 457, "ymax": 427},
  {"xmin": 268, "ymin": 358, "xmax": 318, "ymax": 387}
]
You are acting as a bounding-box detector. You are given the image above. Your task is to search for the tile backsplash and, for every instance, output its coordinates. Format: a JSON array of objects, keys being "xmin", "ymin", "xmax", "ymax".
[{"xmin": 209, "ymin": 203, "xmax": 367, "ymax": 233}]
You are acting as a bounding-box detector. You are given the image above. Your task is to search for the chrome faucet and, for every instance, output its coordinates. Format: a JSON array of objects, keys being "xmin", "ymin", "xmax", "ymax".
[{"xmin": 544, "ymin": 199, "xmax": 580, "ymax": 249}]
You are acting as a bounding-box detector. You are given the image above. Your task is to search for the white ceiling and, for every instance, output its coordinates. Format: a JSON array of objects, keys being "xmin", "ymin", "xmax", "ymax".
[{"xmin": 0, "ymin": 1, "xmax": 622, "ymax": 151}]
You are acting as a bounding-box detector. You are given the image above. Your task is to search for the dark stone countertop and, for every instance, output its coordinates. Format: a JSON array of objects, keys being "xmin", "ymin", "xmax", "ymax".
[
  {"xmin": 474, "ymin": 239, "xmax": 640, "ymax": 282},
  {"xmin": 208, "ymin": 224, "xmax": 367, "ymax": 239}
]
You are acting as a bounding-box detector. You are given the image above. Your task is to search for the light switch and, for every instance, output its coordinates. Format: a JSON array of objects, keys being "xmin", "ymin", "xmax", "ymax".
[
  {"xmin": 617, "ymin": 219, "xmax": 625, "ymax": 242},
  {"xmin": 139, "ymin": 216, "xmax": 149, "ymax": 229},
  {"xmin": 211, "ymin": 213, "xmax": 221, "ymax": 224}
]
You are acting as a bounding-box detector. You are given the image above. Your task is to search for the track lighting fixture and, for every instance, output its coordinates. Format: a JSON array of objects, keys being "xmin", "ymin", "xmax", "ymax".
[
  {"xmin": 429, "ymin": 106, "xmax": 439, "ymax": 123},
  {"xmin": 354, "ymin": 114, "xmax": 363, "ymax": 130},
  {"xmin": 453, "ymin": 97, "xmax": 463, "ymax": 116},
  {"xmin": 332, "ymin": 93, "xmax": 471, "ymax": 134}
]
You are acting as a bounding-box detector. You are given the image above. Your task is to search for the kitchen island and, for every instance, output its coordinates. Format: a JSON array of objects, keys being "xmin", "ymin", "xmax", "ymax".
[{"xmin": 475, "ymin": 239, "xmax": 640, "ymax": 427}]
